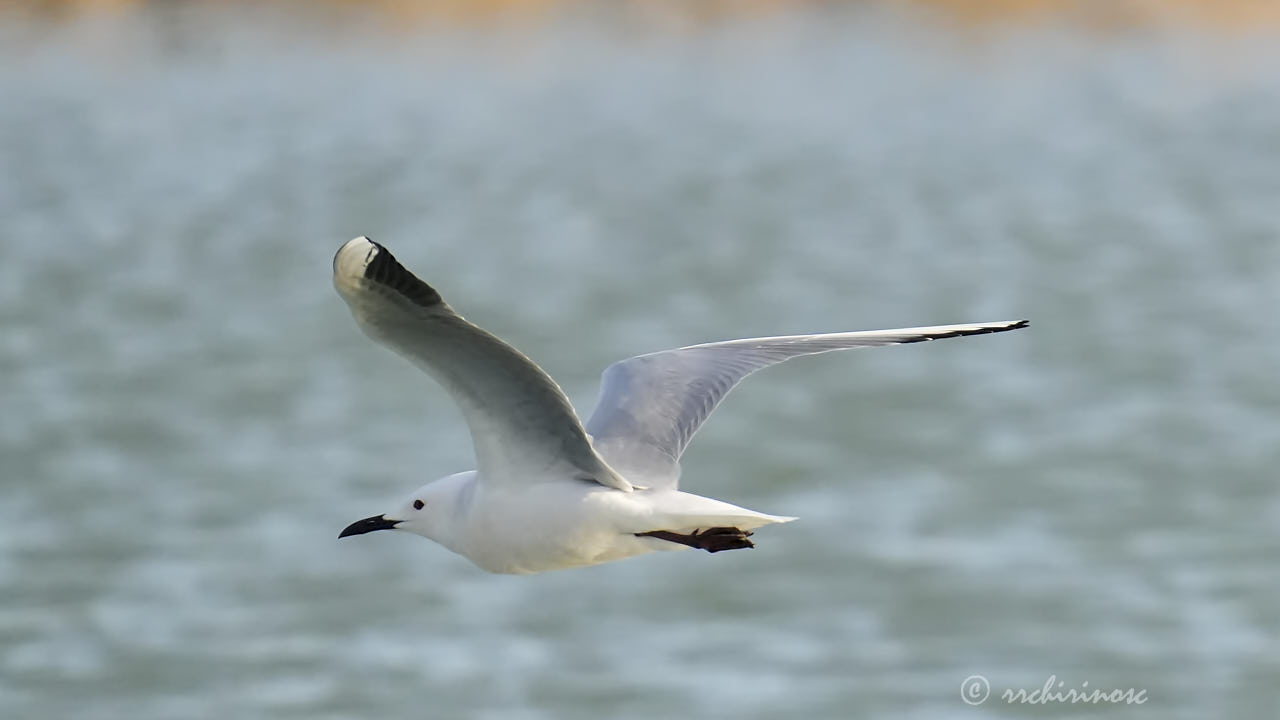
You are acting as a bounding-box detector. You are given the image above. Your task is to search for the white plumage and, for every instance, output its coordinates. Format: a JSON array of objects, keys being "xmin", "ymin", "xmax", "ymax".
[{"xmin": 333, "ymin": 237, "xmax": 1027, "ymax": 574}]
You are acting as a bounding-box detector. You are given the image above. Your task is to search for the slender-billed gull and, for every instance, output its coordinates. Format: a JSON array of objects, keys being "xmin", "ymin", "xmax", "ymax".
[{"xmin": 333, "ymin": 237, "xmax": 1026, "ymax": 574}]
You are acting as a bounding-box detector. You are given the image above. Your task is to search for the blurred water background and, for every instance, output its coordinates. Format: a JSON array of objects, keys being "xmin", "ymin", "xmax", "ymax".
[{"xmin": 2, "ymin": 1, "xmax": 1279, "ymax": 718}]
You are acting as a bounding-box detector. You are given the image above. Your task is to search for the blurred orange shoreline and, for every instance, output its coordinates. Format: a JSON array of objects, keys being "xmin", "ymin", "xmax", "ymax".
[{"xmin": 9, "ymin": 0, "xmax": 1280, "ymax": 32}]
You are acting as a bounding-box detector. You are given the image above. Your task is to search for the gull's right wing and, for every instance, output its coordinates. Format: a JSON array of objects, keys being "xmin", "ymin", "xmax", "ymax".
[
  {"xmin": 333, "ymin": 237, "xmax": 633, "ymax": 491},
  {"xmin": 585, "ymin": 321, "xmax": 1028, "ymax": 488}
]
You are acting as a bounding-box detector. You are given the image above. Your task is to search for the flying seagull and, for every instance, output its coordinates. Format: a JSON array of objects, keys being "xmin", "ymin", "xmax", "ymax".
[{"xmin": 333, "ymin": 237, "xmax": 1026, "ymax": 574}]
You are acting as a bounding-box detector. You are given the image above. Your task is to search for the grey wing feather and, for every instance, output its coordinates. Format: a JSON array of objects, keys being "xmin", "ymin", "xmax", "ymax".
[
  {"xmin": 585, "ymin": 321, "xmax": 1028, "ymax": 488},
  {"xmin": 333, "ymin": 237, "xmax": 631, "ymax": 491}
]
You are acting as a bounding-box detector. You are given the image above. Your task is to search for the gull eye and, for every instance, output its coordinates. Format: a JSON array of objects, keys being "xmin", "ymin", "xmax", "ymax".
[{"xmin": 413, "ymin": 499, "xmax": 424, "ymax": 510}]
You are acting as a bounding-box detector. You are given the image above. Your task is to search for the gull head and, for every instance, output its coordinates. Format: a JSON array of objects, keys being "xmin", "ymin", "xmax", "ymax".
[{"xmin": 338, "ymin": 473, "xmax": 470, "ymax": 542}]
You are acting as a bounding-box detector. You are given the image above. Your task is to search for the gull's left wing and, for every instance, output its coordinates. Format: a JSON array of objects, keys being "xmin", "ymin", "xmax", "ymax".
[{"xmin": 333, "ymin": 237, "xmax": 634, "ymax": 491}]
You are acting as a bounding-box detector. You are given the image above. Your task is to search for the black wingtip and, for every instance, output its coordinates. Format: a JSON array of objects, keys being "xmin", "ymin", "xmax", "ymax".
[
  {"xmin": 361, "ymin": 240, "xmax": 443, "ymax": 308},
  {"xmin": 896, "ymin": 320, "xmax": 1029, "ymax": 344}
]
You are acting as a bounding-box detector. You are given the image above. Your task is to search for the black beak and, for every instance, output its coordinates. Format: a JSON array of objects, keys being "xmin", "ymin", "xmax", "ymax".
[{"xmin": 338, "ymin": 514, "xmax": 400, "ymax": 538}]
